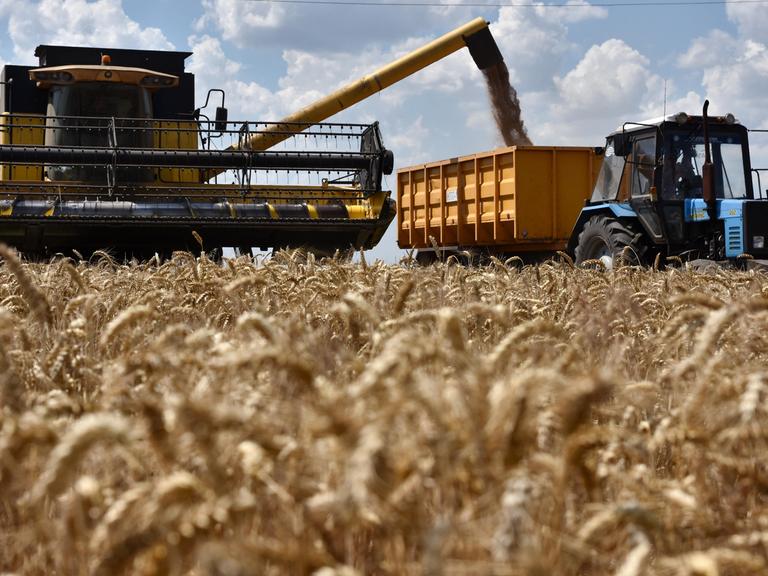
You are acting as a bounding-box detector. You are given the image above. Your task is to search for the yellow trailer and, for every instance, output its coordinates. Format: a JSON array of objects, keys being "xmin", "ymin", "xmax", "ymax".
[{"xmin": 397, "ymin": 145, "xmax": 602, "ymax": 261}]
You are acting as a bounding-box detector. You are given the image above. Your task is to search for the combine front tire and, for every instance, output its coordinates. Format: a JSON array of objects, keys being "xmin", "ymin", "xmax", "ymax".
[{"xmin": 574, "ymin": 215, "xmax": 647, "ymax": 268}]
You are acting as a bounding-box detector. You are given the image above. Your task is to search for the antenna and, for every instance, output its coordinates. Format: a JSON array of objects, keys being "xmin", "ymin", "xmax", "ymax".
[{"xmin": 663, "ymin": 79, "xmax": 667, "ymax": 118}]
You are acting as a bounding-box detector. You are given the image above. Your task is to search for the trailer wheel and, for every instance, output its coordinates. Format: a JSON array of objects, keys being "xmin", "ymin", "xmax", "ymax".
[
  {"xmin": 574, "ymin": 215, "xmax": 647, "ymax": 269},
  {"xmin": 415, "ymin": 250, "xmax": 438, "ymax": 266}
]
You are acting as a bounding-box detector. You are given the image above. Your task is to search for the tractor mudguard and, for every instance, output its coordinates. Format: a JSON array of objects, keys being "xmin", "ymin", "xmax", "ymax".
[{"xmin": 566, "ymin": 203, "xmax": 639, "ymax": 255}]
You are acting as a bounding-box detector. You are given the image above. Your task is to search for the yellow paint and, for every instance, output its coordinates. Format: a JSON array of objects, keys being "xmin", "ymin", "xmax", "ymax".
[
  {"xmin": 153, "ymin": 121, "xmax": 200, "ymax": 183},
  {"xmin": 346, "ymin": 205, "xmax": 368, "ymax": 219},
  {"xmin": 397, "ymin": 146, "xmax": 602, "ymax": 250},
  {"xmin": 44, "ymin": 206, "xmax": 55, "ymax": 217},
  {"xmin": 0, "ymin": 114, "xmax": 45, "ymax": 181},
  {"xmin": 0, "ymin": 111, "xmax": 391, "ymax": 223},
  {"xmin": 0, "ymin": 204, "xmax": 12, "ymax": 216}
]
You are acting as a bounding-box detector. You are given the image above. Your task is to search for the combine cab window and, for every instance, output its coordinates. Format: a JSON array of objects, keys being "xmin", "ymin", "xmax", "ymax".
[{"xmin": 45, "ymin": 82, "xmax": 154, "ymax": 182}]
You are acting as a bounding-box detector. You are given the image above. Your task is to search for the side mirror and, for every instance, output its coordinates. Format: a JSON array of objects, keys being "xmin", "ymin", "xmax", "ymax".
[
  {"xmin": 381, "ymin": 149, "xmax": 394, "ymax": 175},
  {"xmin": 612, "ymin": 133, "xmax": 630, "ymax": 157},
  {"xmin": 215, "ymin": 107, "xmax": 228, "ymax": 132}
]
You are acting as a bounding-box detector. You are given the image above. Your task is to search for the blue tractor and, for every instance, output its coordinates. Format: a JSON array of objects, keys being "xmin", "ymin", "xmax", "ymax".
[{"xmin": 568, "ymin": 101, "xmax": 766, "ymax": 267}]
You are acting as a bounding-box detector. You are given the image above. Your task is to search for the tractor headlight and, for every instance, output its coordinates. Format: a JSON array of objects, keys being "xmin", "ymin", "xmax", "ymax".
[{"xmin": 754, "ymin": 235, "xmax": 765, "ymax": 249}]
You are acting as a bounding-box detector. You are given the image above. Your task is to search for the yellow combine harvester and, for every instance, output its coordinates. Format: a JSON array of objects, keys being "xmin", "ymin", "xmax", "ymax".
[{"xmin": 0, "ymin": 18, "xmax": 502, "ymax": 258}]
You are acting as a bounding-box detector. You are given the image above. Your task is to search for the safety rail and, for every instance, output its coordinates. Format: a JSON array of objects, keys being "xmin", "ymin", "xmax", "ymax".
[
  {"xmin": 753, "ymin": 168, "xmax": 768, "ymax": 200},
  {"xmin": 0, "ymin": 113, "xmax": 389, "ymax": 197}
]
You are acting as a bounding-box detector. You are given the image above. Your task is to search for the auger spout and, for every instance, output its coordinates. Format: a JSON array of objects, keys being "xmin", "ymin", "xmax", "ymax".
[{"xmin": 234, "ymin": 17, "xmax": 502, "ymax": 154}]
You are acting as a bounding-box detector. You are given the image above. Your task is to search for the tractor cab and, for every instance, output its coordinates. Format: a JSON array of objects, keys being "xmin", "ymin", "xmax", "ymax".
[{"xmin": 570, "ymin": 103, "xmax": 766, "ymax": 266}]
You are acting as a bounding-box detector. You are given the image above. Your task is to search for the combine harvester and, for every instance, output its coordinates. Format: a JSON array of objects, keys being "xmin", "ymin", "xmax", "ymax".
[
  {"xmin": 0, "ymin": 18, "xmax": 502, "ymax": 258},
  {"xmin": 398, "ymin": 102, "xmax": 768, "ymax": 267}
]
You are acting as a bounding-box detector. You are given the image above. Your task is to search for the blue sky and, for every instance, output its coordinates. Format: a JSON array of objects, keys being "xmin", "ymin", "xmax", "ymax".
[{"xmin": 0, "ymin": 0, "xmax": 766, "ymax": 260}]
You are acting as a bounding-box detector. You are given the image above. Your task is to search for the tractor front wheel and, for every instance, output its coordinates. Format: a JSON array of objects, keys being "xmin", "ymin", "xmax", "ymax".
[{"xmin": 574, "ymin": 215, "xmax": 647, "ymax": 269}]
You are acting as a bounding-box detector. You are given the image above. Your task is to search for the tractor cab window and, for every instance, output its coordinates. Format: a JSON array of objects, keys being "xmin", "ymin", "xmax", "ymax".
[
  {"xmin": 590, "ymin": 142, "xmax": 626, "ymax": 202},
  {"xmin": 45, "ymin": 82, "xmax": 154, "ymax": 182},
  {"xmin": 630, "ymin": 136, "xmax": 656, "ymax": 198},
  {"xmin": 664, "ymin": 131, "xmax": 749, "ymax": 200}
]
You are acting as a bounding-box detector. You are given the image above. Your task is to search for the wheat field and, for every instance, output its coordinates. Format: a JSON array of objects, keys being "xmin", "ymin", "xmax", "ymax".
[{"xmin": 1, "ymin": 245, "xmax": 767, "ymax": 575}]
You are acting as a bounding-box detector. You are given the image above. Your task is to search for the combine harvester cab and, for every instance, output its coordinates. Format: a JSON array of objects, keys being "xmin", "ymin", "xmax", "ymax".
[
  {"xmin": 568, "ymin": 101, "xmax": 768, "ymax": 267},
  {"xmin": 0, "ymin": 18, "xmax": 504, "ymax": 259}
]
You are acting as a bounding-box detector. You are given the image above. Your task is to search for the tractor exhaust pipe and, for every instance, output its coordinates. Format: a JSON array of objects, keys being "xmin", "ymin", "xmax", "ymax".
[{"xmin": 702, "ymin": 100, "xmax": 716, "ymax": 222}]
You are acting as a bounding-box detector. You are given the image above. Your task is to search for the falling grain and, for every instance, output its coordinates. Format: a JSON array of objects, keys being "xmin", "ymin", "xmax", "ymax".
[{"xmin": 482, "ymin": 61, "xmax": 532, "ymax": 146}]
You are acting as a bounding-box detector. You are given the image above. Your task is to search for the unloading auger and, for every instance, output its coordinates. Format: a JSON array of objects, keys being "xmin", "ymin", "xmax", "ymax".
[{"xmin": 0, "ymin": 18, "xmax": 502, "ymax": 258}]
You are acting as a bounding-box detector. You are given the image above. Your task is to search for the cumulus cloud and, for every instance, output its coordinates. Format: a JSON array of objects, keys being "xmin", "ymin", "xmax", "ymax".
[
  {"xmin": 726, "ymin": 2, "xmax": 768, "ymax": 44},
  {"xmin": 678, "ymin": 29, "xmax": 741, "ymax": 69},
  {"xmin": 491, "ymin": 6, "xmax": 575, "ymax": 90},
  {"xmin": 529, "ymin": 39, "xmax": 664, "ymax": 144},
  {"xmin": 534, "ymin": 0, "xmax": 608, "ymax": 23},
  {"xmin": 188, "ymin": 0, "xmax": 625, "ymax": 155},
  {"xmin": 187, "ymin": 35, "xmax": 280, "ymax": 119},
  {"xmin": 196, "ymin": 0, "xmax": 476, "ymax": 50},
  {"xmin": 677, "ymin": 4, "xmax": 768, "ymax": 133},
  {"xmin": 4, "ymin": 0, "xmax": 173, "ymax": 63},
  {"xmin": 555, "ymin": 40, "xmax": 657, "ymax": 114},
  {"xmin": 196, "ymin": 0, "xmax": 285, "ymax": 37}
]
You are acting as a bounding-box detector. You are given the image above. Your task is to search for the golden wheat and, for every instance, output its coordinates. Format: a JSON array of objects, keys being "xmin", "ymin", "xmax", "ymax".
[{"xmin": 1, "ymin": 246, "xmax": 768, "ymax": 574}]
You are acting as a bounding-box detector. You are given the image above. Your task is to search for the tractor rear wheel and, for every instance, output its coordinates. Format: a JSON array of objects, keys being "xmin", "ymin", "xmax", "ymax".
[{"xmin": 574, "ymin": 215, "xmax": 648, "ymax": 269}]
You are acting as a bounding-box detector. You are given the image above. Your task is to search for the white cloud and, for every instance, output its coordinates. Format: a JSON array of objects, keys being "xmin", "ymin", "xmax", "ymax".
[
  {"xmin": 555, "ymin": 39, "xmax": 656, "ymax": 113},
  {"xmin": 534, "ymin": 0, "xmax": 608, "ymax": 23},
  {"xmin": 726, "ymin": 3, "xmax": 768, "ymax": 44},
  {"xmin": 187, "ymin": 35, "xmax": 280, "ymax": 119},
  {"xmin": 698, "ymin": 40, "xmax": 768, "ymax": 122},
  {"xmin": 5, "ymin": 0, "xmax": 173, "ymax": 63},
  {"xmin": 491, "ymin": 6, "xmax": 575, "ymax": 90},
  {"xmin": 530, "ymin": 39, "xmax": 663, "ymax": 144},
  {"xmin": 386, "ymin": 115, "xmax": 431, "ymax": 167},
  {"xmin": 677, "ymin": 4, "xmax": 768, "ymax": 135},
  {"xmin": 678, "ymin": 30, "xmax": 741, "ymax": 69},
  {"xmin": 196, "ymin": 0, "xmax": 285, "ymax": 37},
  {"xmin": 188, "ymin": 1, "xmax": 618, "ymax": 157},
  {"xmin": 196, "ymin": 0, "xmax": 476, "ymax": 50}
]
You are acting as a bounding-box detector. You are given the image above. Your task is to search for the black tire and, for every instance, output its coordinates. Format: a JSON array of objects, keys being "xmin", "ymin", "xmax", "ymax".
[
  {"xmin": 574, "ymin": 215, "xmax": 648, "ymax": 268},
  {"xmin": 415, "ymin": 250, "xmax": 439, "ymax": 266}
]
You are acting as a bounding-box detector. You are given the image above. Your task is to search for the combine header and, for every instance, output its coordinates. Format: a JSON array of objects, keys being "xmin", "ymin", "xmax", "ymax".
[{"xmin": 0, "ymin": 18, "xmax": 503, "ymax": 258}]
